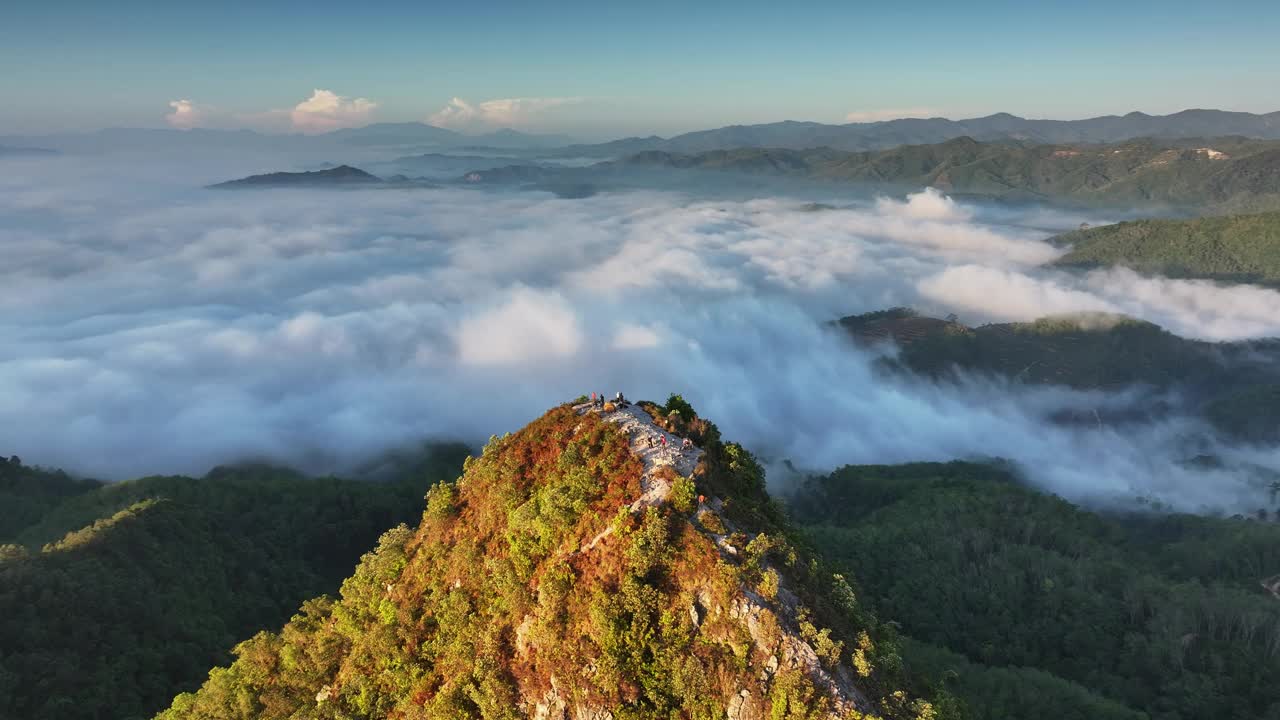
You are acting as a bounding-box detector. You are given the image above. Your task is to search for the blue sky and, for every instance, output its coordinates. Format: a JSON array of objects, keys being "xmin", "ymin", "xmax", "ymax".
[{"xmin": 3, "ymin": 0, "xmax": 1278, "ymax": 138}]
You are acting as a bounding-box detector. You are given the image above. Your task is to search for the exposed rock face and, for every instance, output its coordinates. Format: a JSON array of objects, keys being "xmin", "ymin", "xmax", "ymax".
[
  {"xmin": 532, "ymin": 688, "xmax": 568, "ymax": 720},
  {"xmin": 569, "ymin": 401, "xmax": 874, "ymax": 718},
  {"xmin": 728, "ymin": 592, "xmax": 871, "ymax": 715},
  {"xmin": 532, "ymin": 686, "xmax": 614, "ymax": 720},
  {"xmin": 727, "ymin": 690, "xmax": 762, "ymax": 720},
  {"xmin": 1263, "ymin": 574, "xmax": 1280, "ymax": 600}
]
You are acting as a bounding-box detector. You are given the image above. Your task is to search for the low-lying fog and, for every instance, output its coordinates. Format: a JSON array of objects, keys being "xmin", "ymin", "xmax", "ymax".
[{"xmin": 3, "ymin": 150, "xmax": 1279, "ymax": 512}]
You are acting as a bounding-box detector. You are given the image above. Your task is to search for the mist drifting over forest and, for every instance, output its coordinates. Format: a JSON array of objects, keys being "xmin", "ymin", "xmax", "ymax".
[{"xmin": 3, "ymin": 149, "xmax": 1279, "ymax": 512}]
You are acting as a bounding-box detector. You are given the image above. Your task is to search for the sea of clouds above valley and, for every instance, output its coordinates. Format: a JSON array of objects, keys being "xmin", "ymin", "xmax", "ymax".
[{"xmin": 2, "ymin": 153, "xmax": 1278, "ymax": 511}]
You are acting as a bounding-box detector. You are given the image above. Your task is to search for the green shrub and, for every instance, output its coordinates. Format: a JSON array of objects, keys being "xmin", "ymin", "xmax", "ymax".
[
  {"xmin": 697, "ymin": 509, "xmax": 726, "ymax": 535},
  {"xmin": 671, "ymin": 476, "xmax": 697, "ymax": 514},
  {"xmin": 665, "ymin": 394, "xmax": 696, "ymax": 420},
  {"xmin": 759, "ymin": 568, "xmax": 780, "ymax": 600},
  {"xmin": 425, "ymin": 481, "xmax": 457, "ymax": 520}
]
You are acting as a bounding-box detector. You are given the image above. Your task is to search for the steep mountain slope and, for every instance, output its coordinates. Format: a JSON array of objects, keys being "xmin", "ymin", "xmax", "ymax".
[
  {"xmin": 616, "ymin": 137, "xmax": 1280, "ymax": 211},
  {"xmin": 791, "ymin": 461, "xmax": 1280, "ymax": 720},
  {"xmin": 1053, "ymin": 211, "xmax": 1280, "ymax": 286},
  {"xmin": 158, "ymin": 401, "xmax": 941, "ymax": 720},
  {"xmin": 0, "ymin": 447, "xmax": 468, "ymax": 720},
  {"xmin": 554, "ymin": 109, "xmax": 1280, "ymax": 157}
]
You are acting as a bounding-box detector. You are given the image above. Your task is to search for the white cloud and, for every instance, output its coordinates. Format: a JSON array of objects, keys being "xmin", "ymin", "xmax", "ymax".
[
  {"xmin": 918, "ymin": 265, "xmax": 1119, "ymax": 320},
  {"xmin": 875, "ymin": 187, "xmax": 972, "ymax": 222},
  {"xmin": 165, "ymin": 99, "xmax": 208, "ymax": 129},
  {"xmin": 427, "ymin": 96, "xmax": 582, "ymax": 131},
  {"xmin": 161, "ymin": 89, "xmax": 376, "ymax": 134},
  {"xmin": 916, "ymin": 263, "xmax": 1280, "ymax": 342},
  {"xmin": 455, "ymin": 288, "xmax": 583, "ymax": 366},
  {"xmin": 289, "ymin": 89, "xmax": 377, "ymax": 134},
  {"xmin": 3, "ymin": 156, "xmax": 1279, "ymax": 513},
  {"xmin": 613, "ymin": 323, "xmax": 663, "ymax": 350},
  {"xmin": 845, "ymin": 108, "xmax": 938, "ymax": 123}
]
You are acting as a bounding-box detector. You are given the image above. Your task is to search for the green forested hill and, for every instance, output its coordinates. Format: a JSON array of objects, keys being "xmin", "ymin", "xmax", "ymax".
[
  {"xmin": 0, "ymin": 446, "xmax": 468, "ymax": 720},
  {"xmin": 789, "ymin": 461, "xmax": 1280, "ymax": 720},
  {"xmin": 840, "ymin": 310, "xmax": 1216, "ymax": 390},
  {"xmin": 838, "ymin": 309, "xmax": 1280, "ymax": 443},
  {"xmin": 0, "ymin": 457, "xmax": 103, "ymax": 543},
  {"xmin": 1053, "ymin": 211, "xmax": 1280, "ymax": 286},
  {"xmin": 618, "ymin": 137, "xmax": 1280, "ymax": 211}
]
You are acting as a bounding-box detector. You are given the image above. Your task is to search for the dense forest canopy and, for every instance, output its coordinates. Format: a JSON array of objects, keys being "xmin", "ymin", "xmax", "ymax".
[
  {"xmin": 613, "ymin": 137, "xmax": 1280, "ymax": 212},
  {"xmin": 838, "ymin": 308, "xmax": 1280, "ymax": 447},
  {"xmin": 0, "ymin": 446, "xmax": 468, "ymax": 720},
  {"xmin": 4, "ymin": 390, "xmax": 1279, "ymax": 720},
  {"xmin": 1053, "ymin": 211, "xmax": 1280, "ymax": 286},
  {"xmin": 790, "ymin": 461, "xmax": 1280, "ymax": 720}
]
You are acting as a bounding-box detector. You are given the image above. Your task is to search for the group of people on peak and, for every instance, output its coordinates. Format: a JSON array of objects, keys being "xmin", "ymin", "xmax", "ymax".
[
  {"xmin": 645, "ymin": 434, "xmax": 694, "ymax": 451},
  {"xmin": 588, "ymin": 391, "xmax": 627, "ymax": 409},
  {"xmin": 586, "ymin": 391, "xmax": 695, "ymax": 452}
]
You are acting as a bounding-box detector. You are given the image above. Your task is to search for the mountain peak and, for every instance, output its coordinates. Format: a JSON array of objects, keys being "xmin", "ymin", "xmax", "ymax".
[{"xmin": 160, "ymin": 399, "xmax": 929, "ymax": 720}]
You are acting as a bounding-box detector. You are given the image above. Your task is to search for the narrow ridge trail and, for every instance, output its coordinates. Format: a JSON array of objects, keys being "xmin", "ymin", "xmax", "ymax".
[{"xmin": 573, "ymin": 401, "xmax": 703, "ymax": 508}]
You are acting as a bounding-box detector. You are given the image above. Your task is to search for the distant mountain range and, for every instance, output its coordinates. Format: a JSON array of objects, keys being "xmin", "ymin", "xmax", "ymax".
[
  {"xmin": 611, "ymin": 136, "xmax": 1280, "ymax": 211},
  {"xmin": 5, "ymin": 109, "xmax": 1280, "ymax": 157},
  {"xmin": 558, "ymin": 109, "xmax": 1280, "ymax": 156},
  {"xmin": 206, "ymin": 131, "xmax": 1280, "ymax": 213},
  {"xmin": 321, "ymin": 122, "xmax": 574, "ymax": 149},
  {"xmin": 451, "ymin": 135, "xmax": 1280, "ymax": 211}
]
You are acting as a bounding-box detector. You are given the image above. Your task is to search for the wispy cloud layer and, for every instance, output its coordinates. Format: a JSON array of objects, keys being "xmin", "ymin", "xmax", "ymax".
[{"xmin": 1, "ymin": 155, "xmax": 1277, "ymax": 512}]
